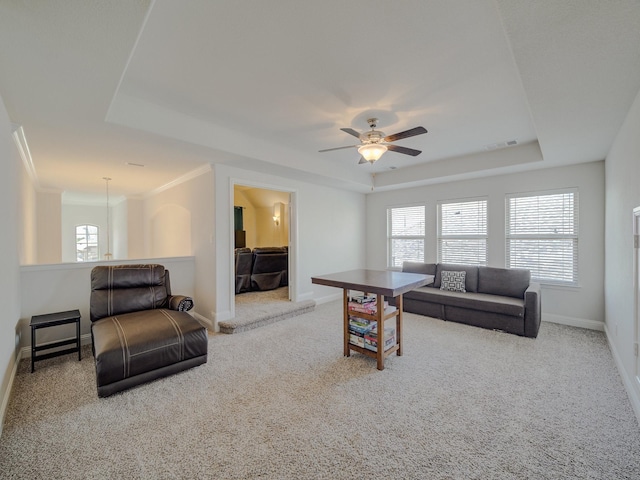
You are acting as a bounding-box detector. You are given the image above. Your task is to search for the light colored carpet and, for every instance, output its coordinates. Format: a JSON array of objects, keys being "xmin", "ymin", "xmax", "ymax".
[
  {"xmin": 220, "ymin": 287, "xmax": 316, "ymax": 334},
  {"xmin": 2, "ymin": 300, "xmax": 640, "ymax": 479}
]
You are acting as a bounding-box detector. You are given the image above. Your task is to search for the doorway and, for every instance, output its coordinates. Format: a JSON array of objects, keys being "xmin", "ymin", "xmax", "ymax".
[{"xmin": 232, "ymin": 184, "xmax": 292, "ymax": 314}]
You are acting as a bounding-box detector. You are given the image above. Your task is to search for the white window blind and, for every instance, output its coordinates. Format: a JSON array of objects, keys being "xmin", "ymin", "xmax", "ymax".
[
  {"xmin": 506, "ymin": 189, "xmax": 578, "ymax": 285},
  {"xmin": 387, "ymin": 205, "xmax": 425, "ymax": 268},
  {"xmin": 437, "ymin": 199, "xmax": 487, "ymax": 265}
]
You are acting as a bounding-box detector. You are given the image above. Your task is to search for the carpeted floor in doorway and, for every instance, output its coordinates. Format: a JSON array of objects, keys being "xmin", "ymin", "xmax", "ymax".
[{"xmin": 1, "ymin": 300, "xmax": 640, "ymax": 479}]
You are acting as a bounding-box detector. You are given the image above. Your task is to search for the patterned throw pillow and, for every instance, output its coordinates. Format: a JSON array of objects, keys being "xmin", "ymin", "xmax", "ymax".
[{"xmin": 440, "ymin": 270, "xmax": 466, "ymax": 293}]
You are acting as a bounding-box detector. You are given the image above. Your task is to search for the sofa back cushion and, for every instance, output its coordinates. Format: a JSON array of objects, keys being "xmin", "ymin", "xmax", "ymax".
[
  {"xmin": 402, "ymin": 261, "xmax": 437, "ymax": 276},
  {"xmin": 434, "ymin": 264, "xmax": 479, "ymax": 292},
  {"xmin": 90, "ymin": 264, "xmax": 169, "ymax": 322},
  {"xmin": 477, "ymin": 266, "xmax": 530, "ymax": 299}
]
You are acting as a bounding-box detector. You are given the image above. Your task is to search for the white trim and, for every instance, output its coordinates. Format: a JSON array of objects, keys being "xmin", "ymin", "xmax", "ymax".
[
  {"xmin": 313, "ymin": 293, "xmax": 342, "ymax": 305},
  {"xmin": 605, "ymin": 323, "xmax": 640, "ymax": 426},
  {"xmin": 296, "ymin": 291, "xmax": 314, "ymax": 302},
  {"xmin": 228, "ymin": 178, "xmax": 300, "ymax": 321},
  {"xmin": 20, "ymin": 255, "xmax": 195, "ymax": 272},
  {"xmin": 144, "ymin": 164, "xmax": 212, "ymax": 198},
  {"xmin": 105, "ymin": 0, "xmax": 156, "ymax": 121},
  {"xmin": 213, "ymin": 310, "xmax": 232, "ymax": 325},
  {"xmin": 542, "ymin": 313, "xmax": 604, "ymax": 331},
  {"xmin": 0, "ymin": 350, "xmax": 20, "ymax": 439},
  {"xmin": 11, "ymin": 124, "xmax": 39, "ymax": 187}
]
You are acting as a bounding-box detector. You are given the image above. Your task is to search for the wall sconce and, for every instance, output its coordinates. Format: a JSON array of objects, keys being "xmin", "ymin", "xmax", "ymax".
[{"xmin": 273, "ymin": 202, "xmax": 283, "ymax": 226}]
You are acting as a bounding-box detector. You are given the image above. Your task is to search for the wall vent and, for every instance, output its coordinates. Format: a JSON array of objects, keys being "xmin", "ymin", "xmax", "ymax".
[{"xmin": 485, "ymin": 139, "xmax": 518, "ymax": 151}]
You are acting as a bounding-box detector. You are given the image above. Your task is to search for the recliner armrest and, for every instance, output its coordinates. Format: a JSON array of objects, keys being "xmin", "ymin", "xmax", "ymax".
[{"xmin": 168, "ymin": 295, "xmax": 194, "ymax": 312}]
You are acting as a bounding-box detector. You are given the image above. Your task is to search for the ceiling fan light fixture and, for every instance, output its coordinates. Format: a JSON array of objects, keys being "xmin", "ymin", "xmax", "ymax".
[{"xmin": 358, "ymin": 143, "xmax": 387, "ymax": 162}]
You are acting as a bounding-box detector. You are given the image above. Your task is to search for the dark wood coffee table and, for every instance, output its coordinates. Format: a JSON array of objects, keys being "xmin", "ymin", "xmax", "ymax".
[{"xmin": 311, "ymin": 269, "xmax": 433, "ymax": 370}]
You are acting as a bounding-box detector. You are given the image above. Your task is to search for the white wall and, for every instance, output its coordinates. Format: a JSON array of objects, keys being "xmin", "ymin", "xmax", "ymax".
[
  {"xmin": 17, "ymin": 256, "xmax": 196, "ymax": 352},
  {"xmin": 19, "ymin": 158, "xmax": 37, "ymax": 265},
  {"xmin": 0, "ymin": 95, "xmax": 24, "ymax": 436},
  {"xmin": 143, "ymin": 168, "xmax": 216, "ymax": 326},
  {"xmin": 126, "ymin": 197, "xmax": 145, "ymax": 259},
  {"xmin": 366, "ymin": 161, "xmax": 605, "ymax": 328},
  {"xmin": 112, "ymin": 199, "xmax": 128, "ymax": 260},
  {"xmin": 215, "ymin": 164, "xmax": 367, "ymax": 324},
  {"xmin": 36, "ymin": 191, "xmax": 62, "ymax": 264},
  {"xmin": 604, "ymin": 86, "xmax": 640, "ymax": 419}
]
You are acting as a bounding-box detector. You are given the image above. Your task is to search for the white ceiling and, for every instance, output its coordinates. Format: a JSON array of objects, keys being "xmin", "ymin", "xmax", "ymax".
[{"xmin": 1, "ymin": 0, "xmax": 639, "ymax": 200}]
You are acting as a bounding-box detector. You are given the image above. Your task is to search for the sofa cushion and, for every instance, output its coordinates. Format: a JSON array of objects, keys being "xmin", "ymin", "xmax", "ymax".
[
  {"xmin": 404, "ymin": 287, "xmax": 525, "ymax": 317},
  {"xmin": 434, "ymin": 264, "xmax": 479, "ymax": 292},
  {"xmin": 440, "ymin": 270, "xmax": 466, "ymax": 293},
  {"xmin": 402, "ymin": 261, "xmax": 437, "ymax": 276},
  {"xmin": 478, "ymin": 266, "xmax": 531, "ymax": 299}
]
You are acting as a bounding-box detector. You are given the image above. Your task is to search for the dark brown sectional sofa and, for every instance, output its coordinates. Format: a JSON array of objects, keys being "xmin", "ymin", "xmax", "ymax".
[
  {"xmin": 401, "ymin": 262, "xmax": 541, "ymax": 338},
  {"xmin": 235, "ymin": 246, "xmax": 288, "ymax": 294}
]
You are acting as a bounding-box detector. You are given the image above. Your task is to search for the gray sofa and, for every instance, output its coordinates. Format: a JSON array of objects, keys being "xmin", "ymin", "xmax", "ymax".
[{"xmin": 401, "ymin": 262, "xmax": 541, "ymax": 338}]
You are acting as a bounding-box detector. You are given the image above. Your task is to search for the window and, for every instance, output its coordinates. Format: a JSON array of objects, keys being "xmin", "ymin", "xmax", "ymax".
[
  {"xmin": 387, "ymin": 205, "xmax": 425, "ymax": 268},
  {"xmin": 506, "ymin": 189, "xmax": 578, "ymax": 285},
  {"xmin": 437, "ymin": 198, "xmax": 487, "ymax": 265},
  {"xmin": 76, "ymin": 224, "xmax": 99, "ymax": 262}
]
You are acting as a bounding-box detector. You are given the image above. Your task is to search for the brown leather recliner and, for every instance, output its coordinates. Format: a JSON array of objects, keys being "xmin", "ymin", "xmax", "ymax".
[{"xmin": 90, "ymin": 264, "xmax": 208, "ymax": 397}]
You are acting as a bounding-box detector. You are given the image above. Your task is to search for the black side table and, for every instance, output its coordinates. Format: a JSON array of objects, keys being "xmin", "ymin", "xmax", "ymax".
[{"xmin": 30, "ymin": 309, "xmax": 81, "ymax": 373}]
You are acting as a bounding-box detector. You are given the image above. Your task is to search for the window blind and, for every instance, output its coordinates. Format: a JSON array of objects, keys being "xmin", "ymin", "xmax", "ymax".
[
  {"xmin": 506, "ymin": 190, "xmax": 578, "ymax": 285},
  {"xmin": 437, "ymin": 199, "xmax": 487, "ymax": 265},
  {"xmin": 387, "ymin": 205, "xmax": 425, "ymax": 268}
]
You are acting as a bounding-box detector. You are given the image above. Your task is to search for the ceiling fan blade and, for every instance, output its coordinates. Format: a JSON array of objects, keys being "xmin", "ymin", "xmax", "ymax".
[
  {"xmin": 340, "ymin": 128, "xmax": 362, "ymax": 139},
  {"xmin": 318, "ymin": 145, "xmax": 358, "ymax": 153},
  {"xmin": 384, "ymin": 126, "xmax": 427, "ymax": 143},
  {"xmin": 358, "ymin": 157, "xmax": 367, "ymax": 164},
  {"xmin": 387, "ymin": 144, "xmax": 422, "ymax": 156}
]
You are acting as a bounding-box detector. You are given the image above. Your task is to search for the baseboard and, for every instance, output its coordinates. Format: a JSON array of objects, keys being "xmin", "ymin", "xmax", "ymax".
[
  {"xmin": 0, "ymin": 350, "xmax": 20, "ymax": 439},
  {"xmin": 543, "ymin": 313, "xmax": 605, "ymax": 331},
  {"xmin": 604, "ymin": 324, "xmax": 640, "ymax": 426},
  {"xmin": 314, "ymin": 293, "xmax": 342, "ymax": 305},
  {"xmin": 296, "ymin": 291, "xmax": 314, "ymax": 302}
]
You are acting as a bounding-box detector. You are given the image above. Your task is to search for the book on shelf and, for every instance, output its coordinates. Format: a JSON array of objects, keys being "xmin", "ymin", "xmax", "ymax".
[
  {"xmin": 348, "ymin": 293, "xmax": 376, "ymax": 304},
  {"xmin": 348, "ymin": 316, "xmax": 376, "ymax": 334},
  {"xmin": 348, "ymin": 300, "xmax": 389, "ymax": 315},
  {"xmin": 349, "ymin": 331, "xmax": 365, "ymax": 348},
  {"xmin": 364, "ymin": 327, "xmax": 396, "ymax": 352}
]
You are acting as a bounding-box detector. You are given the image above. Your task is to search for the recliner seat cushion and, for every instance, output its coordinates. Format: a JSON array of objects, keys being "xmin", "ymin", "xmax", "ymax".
[{"xmin": 91, "ymin": 309, "xmax": 208, "ymax": 388}]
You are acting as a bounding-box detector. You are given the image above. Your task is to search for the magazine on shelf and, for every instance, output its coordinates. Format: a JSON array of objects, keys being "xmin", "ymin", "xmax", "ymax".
[
  {"xmin": 348, "ymin": 292, "xmax": 376, "ymax": 304},
  {"xmin": 348, "ymin": 316, "xmax": 376, "ymax": 334},
  {"xmin": 364, "ymin": 327, "xmax": 396, "ymax": 352}
]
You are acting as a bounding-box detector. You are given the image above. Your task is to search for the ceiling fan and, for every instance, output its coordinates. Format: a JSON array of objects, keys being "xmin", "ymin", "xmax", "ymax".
[{"xmin": 319, "ymin": 118, "xmax": 428, "ymax": 164}]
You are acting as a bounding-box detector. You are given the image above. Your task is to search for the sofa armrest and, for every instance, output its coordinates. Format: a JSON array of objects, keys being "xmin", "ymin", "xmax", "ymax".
[
  {"xmin": 523, "ymin": 282, "xmax": 541, "ymax": 338},
  {"xmin": 168, "ymin": 295, "xmax": 194, "ymax": 312}
]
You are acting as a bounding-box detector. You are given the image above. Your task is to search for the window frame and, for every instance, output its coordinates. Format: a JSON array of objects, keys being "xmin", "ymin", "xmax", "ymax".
[
  {"xmin": 386, "ymin": 204, "xmax": 426, "ymax": 270},
  {"xmin": 75, "ymin": 224, "xmax": 100, "ymax": 262},
  {"xmin": 505, "ymin": 188, "xmax": 579, "ymax": 286},
  {"xmin": 436, "ymin": 197, "xmax": 488, "ymax": 266}
]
